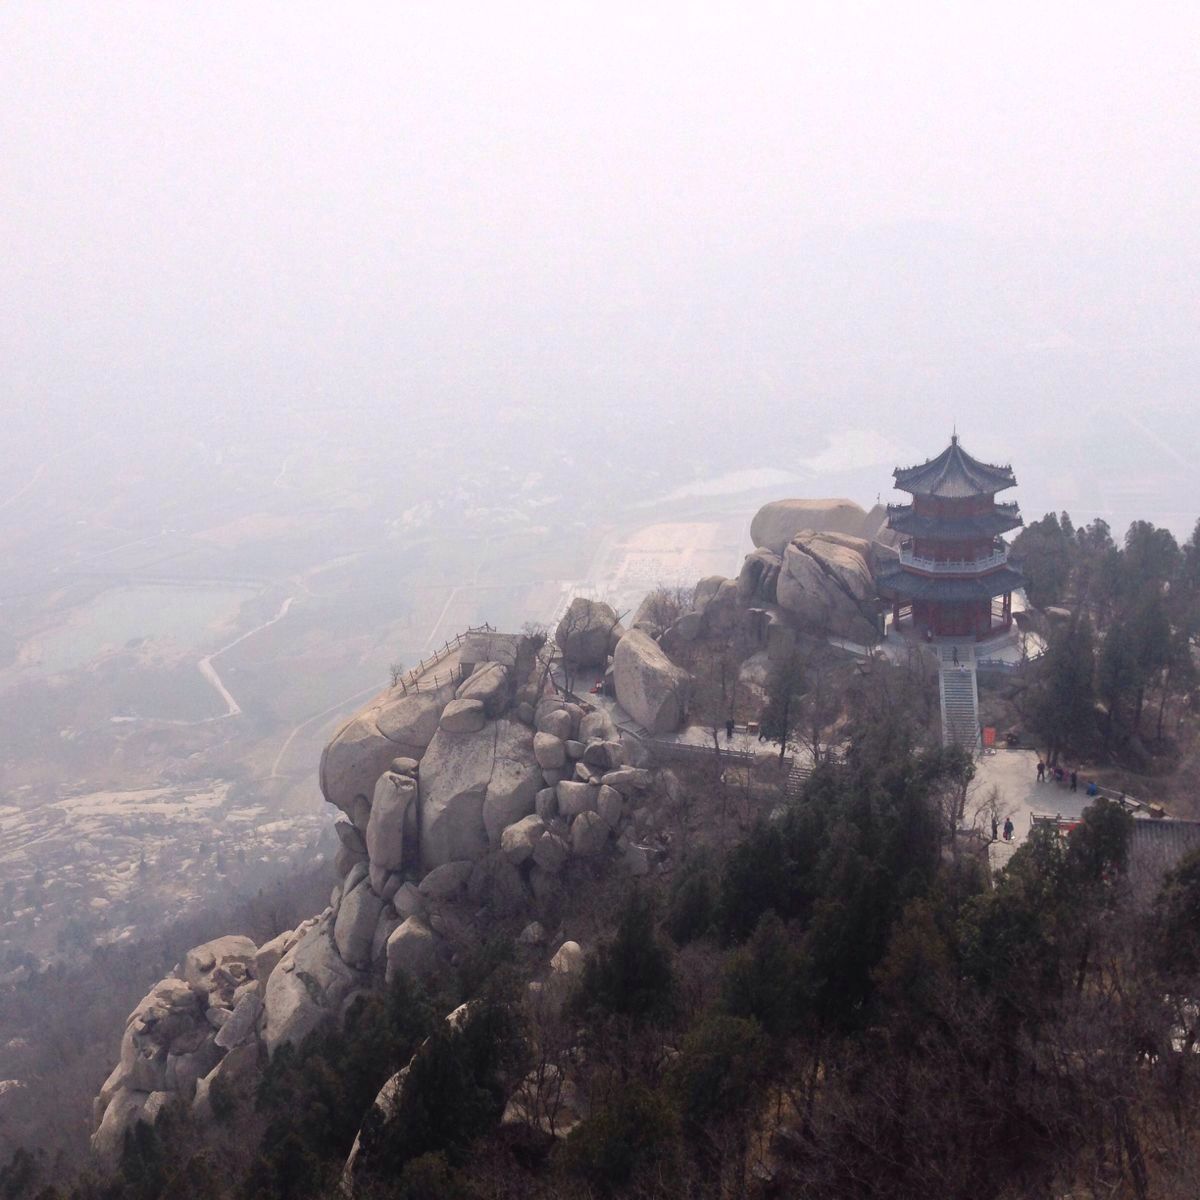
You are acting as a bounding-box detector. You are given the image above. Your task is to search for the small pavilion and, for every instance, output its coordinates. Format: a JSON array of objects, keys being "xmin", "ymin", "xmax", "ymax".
[{"xmin": 876, "ymin": 435, "xmax": 1026, "ymax": 640}]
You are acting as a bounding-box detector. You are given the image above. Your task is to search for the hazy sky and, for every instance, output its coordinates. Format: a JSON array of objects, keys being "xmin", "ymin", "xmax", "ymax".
[{"xmin": 3, "ymin": 2, "xmax": 1199, "ymax": 531}]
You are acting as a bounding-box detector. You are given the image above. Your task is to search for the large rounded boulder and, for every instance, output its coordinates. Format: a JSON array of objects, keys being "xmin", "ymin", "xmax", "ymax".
[
  {"xmin": 366, "ymin": 771, "xmax": 418, "ymax": 873},
  {"xmin": 749, "ymin": 498, "xmax": 871, "ymax": 556},
  {"xmin": 775, "ymin": 530, "xmax": 879, "ymax": 642},
  {"xmin": 612, "ymin": 629, "xmax": 691, "ymax": 735},
  {"xmin": 320, "ymin": 680, "xmax": 455, "ymax": 818},
  {"xmin": 737, "ymin": 547, "xmax": 784, "ymax": 604},
  {"xmin": 555, "ymin": 598, "xmax": 620, "ymax": 668},
  {"xmin": 261, "ymin": 923, "xmax": 359, "ymax": 1056},
  {"xmin": 419, "ymin": 719, "xmax": 541, "ymax": 868}
]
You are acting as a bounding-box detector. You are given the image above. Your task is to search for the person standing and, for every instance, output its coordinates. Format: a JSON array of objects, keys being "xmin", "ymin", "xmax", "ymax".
[
  {"xmin": 725, "ymin": 717, "xmax": 734, "ymax": 742},
  {"xmin": 991, "ymin": 814, "xmax": 999, "ymax": 841},
  {"xmin": 1037, "ymin": 759, "xmax": 1045, "ymax": 783},
  {"xmin": 1003, "ymin": 817, "xmax": 1014, "ymax": 842},
  {"xmin": 1069, "ymin": 769, "xmax": 1077, "ymax": 793}
]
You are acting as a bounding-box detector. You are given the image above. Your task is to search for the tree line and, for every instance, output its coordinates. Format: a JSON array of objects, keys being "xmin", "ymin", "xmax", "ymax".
[{"xmin": 1014, "ymin": 514, "xmax": 1200, "ymax": 766}]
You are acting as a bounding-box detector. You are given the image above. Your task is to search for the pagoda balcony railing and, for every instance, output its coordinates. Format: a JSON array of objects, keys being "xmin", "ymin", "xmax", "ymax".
[{"xmin": 898, "ymin": 543, "xmax": 1009, "ymax": 574}]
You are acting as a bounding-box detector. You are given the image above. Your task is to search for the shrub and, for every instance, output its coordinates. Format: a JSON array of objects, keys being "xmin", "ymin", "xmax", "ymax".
[{"xmin": 563, "ymin": 1084, "xmax": 678, "ymax": 1193}]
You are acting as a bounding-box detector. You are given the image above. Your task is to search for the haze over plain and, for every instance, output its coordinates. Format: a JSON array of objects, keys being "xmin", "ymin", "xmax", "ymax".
[{"xmin": 3, "ymin": 2, "xmax": 1199, "ymax": 531}]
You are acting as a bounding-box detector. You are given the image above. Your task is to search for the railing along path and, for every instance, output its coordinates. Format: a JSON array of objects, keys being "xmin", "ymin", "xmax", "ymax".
[{"xmin": 396, "ymin": 623, "xmax": 495, "ymax": 695}]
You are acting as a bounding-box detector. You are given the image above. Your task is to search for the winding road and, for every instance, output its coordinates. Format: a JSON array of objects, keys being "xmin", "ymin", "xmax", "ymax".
[
  {"xmin": 199, "ymin": 595, "xmax": 295, "ymax": 717},
  {"xmin": 111, "ymin": 594, "xmax": 296, "ymax": 725}
]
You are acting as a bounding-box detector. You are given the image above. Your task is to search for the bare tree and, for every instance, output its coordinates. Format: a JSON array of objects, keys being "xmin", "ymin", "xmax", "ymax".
[
  {"xmin": 762, "ymin": 641, "xmax": 844, "ymax": 766},
  {"xmin": 634, "ymin": 583, "xmax": 694, "ymax": 634}
]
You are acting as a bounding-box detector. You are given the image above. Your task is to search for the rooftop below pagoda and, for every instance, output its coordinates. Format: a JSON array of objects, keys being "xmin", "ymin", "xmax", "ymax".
[{"xmin": 893, "ymin": 435, "xmax": 1017, "ymax": 498}]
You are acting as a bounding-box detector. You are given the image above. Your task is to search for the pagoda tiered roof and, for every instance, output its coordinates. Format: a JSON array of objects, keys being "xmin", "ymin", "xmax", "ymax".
[
  {"xmin": 893, "ymin": 436, "xmax": 1016, "ymax": 498},
  {"xmin": 875, "ymin": 562, "xmax": 1026, "ymax": 601},
  {"xmin": 886, "ymin": 502, "xmax": 1023, "ymax": 539}
]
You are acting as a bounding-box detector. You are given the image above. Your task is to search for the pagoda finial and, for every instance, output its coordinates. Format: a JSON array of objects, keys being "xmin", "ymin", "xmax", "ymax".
[{"xmin": 951, "ymin": 423, "xmax": 958, "ymax": 445}]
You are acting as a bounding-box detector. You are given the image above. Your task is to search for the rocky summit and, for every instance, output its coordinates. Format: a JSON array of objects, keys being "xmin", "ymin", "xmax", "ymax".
[{"xmin": 86, "ymin": 494, "xmax": 902, "ymax": 1168}]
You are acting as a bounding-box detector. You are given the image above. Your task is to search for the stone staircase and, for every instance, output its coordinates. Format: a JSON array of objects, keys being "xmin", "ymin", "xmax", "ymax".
[
  {"xmin": 784, "ymin": 756, "xmax": 812, "ymax": 803},
  {"xmin": 938, "ymin": 643, "xmax": 981, "ymax": 753}
]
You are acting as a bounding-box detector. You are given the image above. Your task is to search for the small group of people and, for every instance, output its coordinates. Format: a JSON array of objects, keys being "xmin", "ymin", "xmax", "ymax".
[
  {"xmin": 1035, "ymin": 760, "xmax": 1087, "ymax": 792},
  {"xmin": 990, "ymin": 813, "xmax": 1015, "ymax": 842}
]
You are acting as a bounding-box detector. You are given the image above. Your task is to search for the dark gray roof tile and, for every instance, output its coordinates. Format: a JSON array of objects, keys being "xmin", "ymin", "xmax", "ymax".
[{"xmin": 894, "ymin": 436, "xmax": 1017, "ymax": 498}]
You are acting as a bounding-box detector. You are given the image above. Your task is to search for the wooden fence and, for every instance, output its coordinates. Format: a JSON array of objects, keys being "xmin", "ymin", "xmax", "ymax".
[{"xmin": 396, "ymin": 623, "xmax": 495, "ymax": 695}]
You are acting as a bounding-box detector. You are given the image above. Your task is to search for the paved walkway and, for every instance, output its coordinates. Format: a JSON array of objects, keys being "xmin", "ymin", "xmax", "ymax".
[
  {"xmin": 550, "ymin": 663, "xmax": 808, "ymax": 766},
  {"xmin": 973, "ymin": 749, "xmax": 1098, "ymax": 870}
]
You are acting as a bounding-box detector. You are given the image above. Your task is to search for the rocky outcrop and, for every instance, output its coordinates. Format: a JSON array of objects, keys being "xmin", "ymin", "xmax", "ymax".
[
  {"xmin": 692, "ymin": 576, "xmax": 741, "ymax": 635},
  {"xmin": 262, "ymin": 920, "xmax": 360, "ymax": 1055},
  {"xmin": 91, "ymin": 935, "xmax": 269, "ymax": 1164},
  {"xmin": 419, "ymin": 719, "xmax": 541, "ymax": 868},
  {"xmin": 417, "ymin": 859, "xmax": 474, "ymax": 899},
  {"xmin": 91, "ymin": 624, "xmax": 681, "ymax": 1175},
  {"xmin": 385, "ymin": 916, "xmax": 444, "ymax": 985},
  {"xmin": 366, "ymin": 770, "xmax": 417, "ymax": 874},
  {"xmin": 500, "ymin": 813, "xmax": 547, "ymax": 864},
  {"xmin": 571, "ymin": 810, "xmax": 609, "ymax": 856},
  {"xmin": 775, "ymin": 531, "xmax": 879, "ymax": 642},
  {"xmin": 334, "ymin": 875, "xmax": 385, "ymax": 968},
  {"xmin": 417, "ymin": 724, "xmax": 500, "ymax": 866},
  {"xmin": 533, "ymin": 731, "xmax": 566, "ymax": 769},
  {"xmin": 737, "ymin": 547, "xmax": 784, "ymax": 604},
  {"xmin": 612, "ymin": 629, "xmax": 691, "ymax": 734},
  {"xmin": 439, "ymin": 697, "xmax": 486, "ymax": 733},
  {"xmin": 555, "ymin": 597, "xmax": 620, "ymax": 668},
  {"xmin": 482, "ymin": 721, "xmax": 544, "ymax": 845},
  {"xmin": 320, "ymin": 680, "xmax": 455, "ymax": 818},
  {"xmin": 750, "ymin": 498, "xmax": 872, "ymax": 555},
  {"xmin": 455, "ymin": 661, "xmax": 510, "ymax": 718},
  {"xmin": 535, "ymin": 702, "xmax": 574, "ymax": 739}
]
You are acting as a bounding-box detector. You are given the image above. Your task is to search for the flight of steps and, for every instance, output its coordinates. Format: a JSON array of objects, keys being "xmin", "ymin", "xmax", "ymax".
[
  {"xmin": 938, "ymin": 643, "xmax": 981, "ymax": 753},
  {"xmin": 784, "ymin": 756, "xmax": 812, "ymax": 802}
]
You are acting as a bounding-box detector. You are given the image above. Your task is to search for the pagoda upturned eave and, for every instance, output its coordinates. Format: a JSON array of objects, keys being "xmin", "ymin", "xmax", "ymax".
[
  {"xmin": 876, "ymin": 563, "xmax": 1026, "ymax": 602},
  {"xmin": 886, "ymin": 502, "xmax": 1023, "ymax": 540}
]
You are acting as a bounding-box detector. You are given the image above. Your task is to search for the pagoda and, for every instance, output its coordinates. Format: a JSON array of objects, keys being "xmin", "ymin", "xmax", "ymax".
[{"xmin": 876, "ymin": 435, "xmax": 1025, "ymax": 640}]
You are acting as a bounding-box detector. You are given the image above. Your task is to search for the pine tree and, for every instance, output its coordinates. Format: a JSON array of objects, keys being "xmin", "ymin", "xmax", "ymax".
[
  {"xmin": 1026, "ymin": 618, "xmax": 1098, "ymax": 761},
  {"xmin": 577, "ymin": 890, "xmax": 677, "ymax": 1023}
]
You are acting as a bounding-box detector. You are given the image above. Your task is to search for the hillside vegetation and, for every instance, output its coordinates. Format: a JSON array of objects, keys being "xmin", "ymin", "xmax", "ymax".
[{"xmin": 7, "ymin": 684, "xmax": 1200, "ymax": 1200}]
